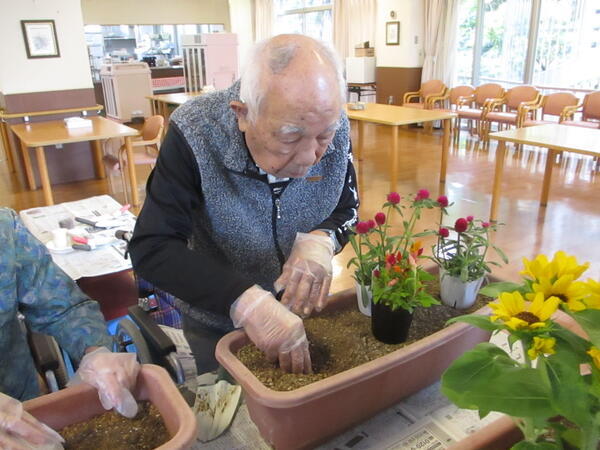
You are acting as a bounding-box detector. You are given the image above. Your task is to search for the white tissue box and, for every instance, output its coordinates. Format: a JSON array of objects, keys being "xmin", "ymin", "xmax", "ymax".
[{"xmin": 64, "ymin": 117, "xmax": 93, "ymax": 129}]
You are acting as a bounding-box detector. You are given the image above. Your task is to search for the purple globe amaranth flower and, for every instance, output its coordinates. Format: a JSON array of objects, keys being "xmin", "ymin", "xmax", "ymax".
[
  {"xmin": 356, "ymin": 222, "xmax": 370, "ymax": 234},
  {"xmin": 387, "ymin": 192, "xmax": 401, "ymax": 204},
  {"xmin": 455, "ymin": 218, "xmax": 468, "ymax": 233},
  {"xmin": 415, "ymin": 189, "xmax": 430, "ymax": 201},
  {"xmin": 375, "ymin": 212, "xmax": 386, "ymax": 225},
  {"xmin": 437, "ymin": 195, "xmax": 449, "ymax": 207}
]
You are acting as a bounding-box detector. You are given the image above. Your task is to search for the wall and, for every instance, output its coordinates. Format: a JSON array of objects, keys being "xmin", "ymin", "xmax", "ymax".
[
  {"xmin": 81, "ymin": 0, "xmax": 231, "ymax": 29},
  {"xmin": 374, "ymin": 0, "xmax": 424, "ymax": 104},
  {"xmin": 375, "ymin": 0, "xmax": 424, "ymax": 68},
  {"xmin": 0, "ymin": 0, "xmax": 92, "ymax": 94},
  {"xmin": 228, "ymin": 0, "xmax": 253, "ymax": 70}
]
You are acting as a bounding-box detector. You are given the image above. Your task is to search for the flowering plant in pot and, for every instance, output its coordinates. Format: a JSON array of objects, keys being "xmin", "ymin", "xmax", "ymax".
[
  {"xmin": 348, "ymin": 189, "xmax": 447, "ymax": 344},
  {"xmin": 428, "ymin": 207, "xmax": 508, "ymax": 309},
  {"xmin": 441, "ymin": 251, "xmax": 600, "ymax": 449}
]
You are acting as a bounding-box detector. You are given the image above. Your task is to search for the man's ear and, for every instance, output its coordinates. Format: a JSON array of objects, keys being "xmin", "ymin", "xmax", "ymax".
[{"xmin": 230, "ymin": 101, "xmax": 250, "ymax": 132}]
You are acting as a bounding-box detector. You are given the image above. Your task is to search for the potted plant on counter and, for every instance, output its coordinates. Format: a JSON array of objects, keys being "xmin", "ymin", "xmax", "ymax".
[
  {"xmin": 429, "ymin": 209, "xmax": 508, "ymax": 309},
  {"xmin": 441, "ymin": 251, "xmax": 600, "ymax": 449}
]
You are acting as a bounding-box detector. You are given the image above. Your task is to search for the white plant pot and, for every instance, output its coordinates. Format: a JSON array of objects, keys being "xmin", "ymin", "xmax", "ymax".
[
  {"xmin": 439, "ymin": 269, "xmax": 484, "ymax": 310},
  {"xmin": 354, "ymin": 281, "xmax": 372, "ymax": 316}
]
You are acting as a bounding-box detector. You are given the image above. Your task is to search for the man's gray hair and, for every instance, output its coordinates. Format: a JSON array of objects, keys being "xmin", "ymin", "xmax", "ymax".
[{"xmin": 239, "ymin": 36, "xmax": 346, "ymax": 123}]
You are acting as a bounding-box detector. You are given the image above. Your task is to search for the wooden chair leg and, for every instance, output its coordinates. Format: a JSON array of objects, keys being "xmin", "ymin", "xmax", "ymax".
[{"xmin": 118, "ymin": 148, "xmax": 129, "ymax": 205}]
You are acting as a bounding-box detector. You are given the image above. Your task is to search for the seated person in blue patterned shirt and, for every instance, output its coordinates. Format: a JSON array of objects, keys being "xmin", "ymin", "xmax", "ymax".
[{"xmin": 0, "ymin": 208, "xmax": 140, "ymax": 449}]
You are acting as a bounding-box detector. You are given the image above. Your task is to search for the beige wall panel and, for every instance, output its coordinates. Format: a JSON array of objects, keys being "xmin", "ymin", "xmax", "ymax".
[{"xmin": 81, "ymin": 0, "xmax": 231, "ymax": 29}]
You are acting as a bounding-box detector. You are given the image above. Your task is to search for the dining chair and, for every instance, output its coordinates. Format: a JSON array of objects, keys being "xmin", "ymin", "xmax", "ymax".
[
  {"xmin": 561, "ymin": 91, "xmax": 600, "ymax": 129},
  {"xmin": 481, "ymin": 85, "xmax": 541, "ymax": 147},
  {"xmin": 455, "ymin": 83, "xmax": 504, "ymax": 142},
  {"xmin": 104, "ymin": 115, "xmax": 164, "ymax": 203},
  {"xmin": 429, "ymin": 85, "xmax": 475, "ymax": 144},
  {"xmin": 518, "ymin": 92, "xmax": 579, "ymax": 128}
]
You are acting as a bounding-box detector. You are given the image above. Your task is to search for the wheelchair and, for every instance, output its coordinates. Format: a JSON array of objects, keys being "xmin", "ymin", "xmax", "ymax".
[
  {"xmin": 28, "ymin": 279, "xmax": 195, "ymax": 393},
  {"xmin": 28, "ymin": 230, "xmax": 196, "ymax": 392}
]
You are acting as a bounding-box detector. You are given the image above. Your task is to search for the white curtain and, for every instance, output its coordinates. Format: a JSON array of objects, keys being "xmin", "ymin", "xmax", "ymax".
[
  {"xmin": 333, "ymin": 0, "xmax": 377, "ymax": 60},
  {"xmin": 422, "ymin": 0, "xmax": 459, "ymax": 85},
  {"xmin": 254, "ymin": 0, "xmax": 275, "ymax": 41}
]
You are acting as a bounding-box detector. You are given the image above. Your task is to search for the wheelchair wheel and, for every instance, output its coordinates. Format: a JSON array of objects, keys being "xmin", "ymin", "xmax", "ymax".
[
  {"xmin": 48, "ymin": 336, "xmax": 70, "ymax": 390},
  {"xmin": 114, "ymin": 318, "xmax": 153, "ymax": 364}
]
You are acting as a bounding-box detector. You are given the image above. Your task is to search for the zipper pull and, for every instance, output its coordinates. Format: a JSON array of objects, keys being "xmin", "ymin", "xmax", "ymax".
[{"xmin": 275, "ymin": 198, "xmax": 282, "ymax": 219}]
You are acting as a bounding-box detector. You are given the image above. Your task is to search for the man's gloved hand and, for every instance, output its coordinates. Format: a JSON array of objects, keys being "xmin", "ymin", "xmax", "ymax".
[
  {"xmin": 0, "ymin": 392, "xmax": 64, "ymax": 449},
  {"xmin": 274, "ymin": 232, "xmax": 334, "ymax": 317},
  {"xmin": 70, "ymin": 347, "xmax": 140, "ymax": 418},
  {"xmin": 230, "ymin": 285, "xmax": 312, "ymax": 374}
]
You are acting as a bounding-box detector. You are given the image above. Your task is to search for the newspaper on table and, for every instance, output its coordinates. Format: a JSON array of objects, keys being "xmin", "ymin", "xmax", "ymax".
[
  {"xmin": 19, "ymin": 195, "xmax": 135, "ymax": 280},
  {"xmin": 192, "ymin": 331, "xmax": 520, "ymax": 449}
]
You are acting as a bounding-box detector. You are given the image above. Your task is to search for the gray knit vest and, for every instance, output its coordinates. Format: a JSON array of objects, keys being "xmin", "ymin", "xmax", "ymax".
[{"xmin": 170, "ymin": 82, "xmax": 350, "ymax": 329}]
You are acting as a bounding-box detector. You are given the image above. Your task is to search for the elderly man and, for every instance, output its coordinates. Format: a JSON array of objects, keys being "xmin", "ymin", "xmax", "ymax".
[
  {"xmin": 130, "ymin": 34, "xmax": 358, "ymax": 374},
  {"xmin": 0, "ymin": 208, "xmax": 140, "ymax": 448}
]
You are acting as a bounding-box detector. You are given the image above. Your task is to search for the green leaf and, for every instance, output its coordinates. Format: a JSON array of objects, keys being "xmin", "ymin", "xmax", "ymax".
[
  {"xmin": 537, "ymin": 355, "xmax": 591, "ymax": 428},
  {"xmin": 446, "ymin": 314, "xmax": 499, "ymax": 331},
  {"xmin": 491, "ymin": 244, "xmax": 509, "ymax": 264},
  {"xmin": 441, "ymin": 343, "xmax": 554, "ymax": 418},
  {"xmin": 512, "ymin": 442, "xmax": 560, "ymax": 450},
  {"xmin": 570, "ymin": 309, "xmax": 600, "ymax": 348},
  {"xmin": 479, "ymin": 281, "xmax": 523, "ymax": 298}
]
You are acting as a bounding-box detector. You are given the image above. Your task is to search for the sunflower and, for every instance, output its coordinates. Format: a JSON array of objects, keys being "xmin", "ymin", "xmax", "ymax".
[
  {"xmin": 521, "ymin": 251, "xmax": 589, "ymax": 283},
  {"xmin": 528, "ymin": 336, "xmax": 556, "ymax": 360},
  {"xmin": 489, "ymin": 291, "xmax": 559, "ymax": 330},
  {"xmin": 583, "ymin": 279, "xmax": 600, "ymax": 310},
  {"xmin": 528, "ymin": 275, "xmax": 591, "ymax": 312},
  {"xmin": 588, "ymin": 347, "xmax": 600, "ymax": 370}
]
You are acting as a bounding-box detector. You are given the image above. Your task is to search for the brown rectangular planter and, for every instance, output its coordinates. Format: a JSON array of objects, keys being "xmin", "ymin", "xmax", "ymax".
[
  {"xmin": 24, "ymin": 364, "xmax": 198, "ymax": 449},
  {"xmin": 216, "ymin": 289, "xmax": 493, "ymax": 450}
]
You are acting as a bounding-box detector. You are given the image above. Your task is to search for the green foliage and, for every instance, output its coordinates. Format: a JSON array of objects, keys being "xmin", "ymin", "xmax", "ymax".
[
  {"xmin": 440, "ymin": 253, "xmax": 600, "ymax": 449},
  {"xmin": 428, "ymin": 218, "xmax": 508, "ymax": 283},
  {"xmin": 348, "ymin": 191, "xmax": 443, "ymax": 313},
  {"xmin": 479, "ymin": 281, "xmax": 524, "ymax": 297}
]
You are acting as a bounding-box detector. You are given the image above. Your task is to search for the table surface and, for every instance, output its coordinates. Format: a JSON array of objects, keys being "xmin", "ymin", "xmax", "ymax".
[
  {"xmin": 10, "ymin": 116, "xmax": 138, "ymax": 147},
  {"xmin": 345, "ymin": 103, "xmax": 455, "ymax": 125},
  {"xmin": 489, "ymin": 124, "xmax": 600, "ymax": 156},
  {"xmin": 146, "ymin": 91, "xmax": 202, "ymax": 105}
]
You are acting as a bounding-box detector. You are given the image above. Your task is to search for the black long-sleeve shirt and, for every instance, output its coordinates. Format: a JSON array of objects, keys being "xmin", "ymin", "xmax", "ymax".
[{"xmin": 129, "ymin": 124, "xmax": 359, "ymax": 316}]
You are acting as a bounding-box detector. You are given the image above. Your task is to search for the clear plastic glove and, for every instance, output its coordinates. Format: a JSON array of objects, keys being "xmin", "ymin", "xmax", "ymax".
[
  {"xmin": 274, "ymin": 232, "xmax": 334, "ymax": 317},
  {"xmin": 230, "ymin": 285, "xmax": 312, "ymax": 374},
  {"xmin": 69, "ymin": 347, "xmax": 140, "ymax": 418},
  {"xmin": 0, "ymin": 392, "xmax": 64, "ymax": 449}
]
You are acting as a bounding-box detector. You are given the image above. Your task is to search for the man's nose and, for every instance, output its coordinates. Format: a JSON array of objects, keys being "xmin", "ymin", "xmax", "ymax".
[{"xmin": 296, "ymin": 141, "xmax": 320, "ymax": 166}]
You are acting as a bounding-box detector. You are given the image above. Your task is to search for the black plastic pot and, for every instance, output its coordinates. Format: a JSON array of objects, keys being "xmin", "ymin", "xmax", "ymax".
[{"xmin": 371, "ymin": 300, "xmax": 413, "ymax": 344}]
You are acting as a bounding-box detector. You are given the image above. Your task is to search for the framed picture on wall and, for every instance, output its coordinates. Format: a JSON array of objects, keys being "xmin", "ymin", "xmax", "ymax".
[
  {"xmin": 21, "ymin": 20, "xmax": 60, "ymax": 58},
  {"xmin": 386, "ymin": 21, "xmax": 400, "ymax": 46}
]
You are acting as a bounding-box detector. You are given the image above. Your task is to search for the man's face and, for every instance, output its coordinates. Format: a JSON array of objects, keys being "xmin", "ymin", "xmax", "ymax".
[{"xmin": 233, "ymin": 88, "xmax": 342, "ymax": 178}]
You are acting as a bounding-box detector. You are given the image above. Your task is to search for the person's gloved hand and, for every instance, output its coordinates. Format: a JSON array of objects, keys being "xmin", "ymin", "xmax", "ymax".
[
  {"xmin": 274, "ymin": 232, "xmax": 334, "ymax": 317},
  {"xmin": 230, "ymin": 285, "xmax": 312, "ymax": 374},
  {"xmin": 70, "ymin": 347, "xmax": 140, "ymax": 418},
  {"xmin": 0, "ymin": 392, "xmax": 64, "ymax": 449}
]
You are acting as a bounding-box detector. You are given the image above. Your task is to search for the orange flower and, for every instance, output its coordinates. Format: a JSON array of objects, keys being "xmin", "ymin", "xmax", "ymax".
[{"xmin": 410, "ymin": 240, "xmax": 423, "ymax": 257}]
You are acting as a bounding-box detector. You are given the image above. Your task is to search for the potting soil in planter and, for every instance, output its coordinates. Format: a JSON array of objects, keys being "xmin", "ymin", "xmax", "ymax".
[
  {"xmin": 237, "ymin": 285, "xmax": 491, "ymax": 391},
  {"xmin": 59, "ymin": 401, "xmax": 170, "ymax": 449}
]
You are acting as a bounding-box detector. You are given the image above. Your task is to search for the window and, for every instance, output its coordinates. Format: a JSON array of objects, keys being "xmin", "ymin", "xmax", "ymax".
[
  {"xmin": 274, "ymin": 0, "xmax": 333, "ymax": 42},
  {"xmin": 455, "ymin": 0, "xmax": 600, "ymax": 90}
]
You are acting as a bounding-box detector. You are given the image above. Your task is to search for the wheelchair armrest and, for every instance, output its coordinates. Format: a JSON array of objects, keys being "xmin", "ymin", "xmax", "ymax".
[
  {"xmin": 28, "ymin": 332, "xmax": 60, "ymax": 372},
  {"xmin": 128, "ymin": 305, "xmax": 176, "ymax": 356}
]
